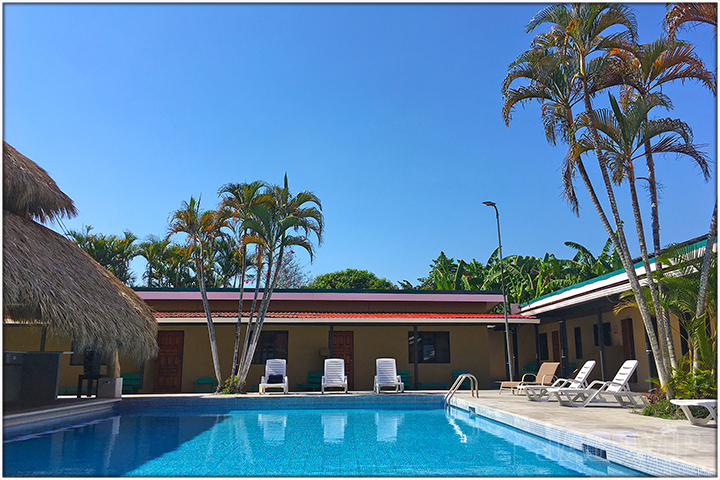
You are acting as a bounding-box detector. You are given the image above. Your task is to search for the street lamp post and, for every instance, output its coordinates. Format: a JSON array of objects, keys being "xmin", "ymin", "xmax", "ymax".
[{"xmin": 483, "ymin": 201, "xmax": 513, "ymax": 382}]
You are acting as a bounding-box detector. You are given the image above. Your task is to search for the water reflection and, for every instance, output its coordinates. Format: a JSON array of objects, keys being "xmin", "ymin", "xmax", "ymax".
[
  {"xmin": 321, "ymin": 412, "xmax": 347, "ymax": 444},
  {"xmin": 4, "ymin": 413, "xmax": 226, "ymax": 477},
  {"xmin": 375, "ymin": 411, "xmax": 404, "ymax": 442},
  {"xmin": 258, "ymin": 413, "xmax": 287, "ymax": 445}
]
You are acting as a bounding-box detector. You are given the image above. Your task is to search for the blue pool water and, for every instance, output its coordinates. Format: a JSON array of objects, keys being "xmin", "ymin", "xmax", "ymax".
[{"xmin": 4, "ymin": 404, "xmax": 645, "ymax": 476}]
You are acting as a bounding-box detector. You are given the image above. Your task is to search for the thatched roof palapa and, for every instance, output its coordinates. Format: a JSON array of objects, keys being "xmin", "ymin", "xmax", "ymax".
[
  {"xmin": 3, "ymin": 142, "xmax": 77, "ymax": 222},
  {"xmin": 3, "ymin": 142, "xmax": 158, "ymax": 361}
]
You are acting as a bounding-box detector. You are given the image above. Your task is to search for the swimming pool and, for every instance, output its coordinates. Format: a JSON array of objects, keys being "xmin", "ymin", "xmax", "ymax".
[{"xmin": 4, "ymin": 399, "xmax": 644, "ymax": 477}]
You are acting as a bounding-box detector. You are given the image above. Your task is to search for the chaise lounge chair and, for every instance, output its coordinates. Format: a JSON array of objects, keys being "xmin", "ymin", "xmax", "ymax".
[
  {"xmin": 374, "ymin": 358, "xmax": 404, "ymax": 393},
  {"xmin": 321, "ymin": 358, "xmax": 348, "ymax": 394},
  {"xmin": 499, "ymin": 362, "xmax": 559, "ymax": 395},
  {"xmin": 259, "ymin": 359, "xmax": 288, "ymax": 394},
  {"xmin": 548, "ymin": 359, "xmax": 647, "ymax": 408},
  {"xmin": 670, "ymin": 399, "xmax": 717, "ymax": 425},
  {"xmin": 518, "ymin": 360, "xmax": 596, "ymax": 402}
]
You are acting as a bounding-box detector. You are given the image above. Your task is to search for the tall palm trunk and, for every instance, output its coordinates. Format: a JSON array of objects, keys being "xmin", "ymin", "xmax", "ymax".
[
  {"xmin": 695, "ymin": 204, "xmax": 717, "ymax": 372},
  {"xmin": 580, "ymin": 77, "xmax": 671, "ymax": 388},
  {"xmin": 195, "ymin": 251, "xmax": 222, "ymax": 390},
  {"xmin": 230, "ymin": 240, "xmax": 248, "ymax": 386},
  {"xmin": 643, "ymin": 128, "xmax": 677, "ymax": 371},
  {"xmin": 233, "ymin": 253, "xmax": 263, "ymax": 392},
  {"xmin": 236, "ymin": 245, "xmax": 288, "ymax": 391},
  {"xmin": 236, "ymin": 251, "xmax": 278, "ymax": 388},
  {"xmin": 626, "ymin": 161, "xmax": 678, "ymax": 371}
]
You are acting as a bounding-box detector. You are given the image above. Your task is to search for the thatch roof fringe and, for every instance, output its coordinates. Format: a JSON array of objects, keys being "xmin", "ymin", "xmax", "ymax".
[
  {"xmin": 4, "ymin": 211, "xmax": 158, "ymax": 361},
  {"xmin": 3, "ymin": 142, "xmax": 77, "ymax": 222}
]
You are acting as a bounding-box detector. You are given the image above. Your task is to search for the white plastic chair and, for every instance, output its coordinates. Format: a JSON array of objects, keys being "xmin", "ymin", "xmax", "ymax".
[
  {"xmin": 259, "ymin": 359, "xmax": 288, "ymax": 394},
  {"xmin": 670, "ymin": 399, "xmax": 717, "ymax": 425},
  {"xmin": 519, "ymin": 360, "xmax": 596, "ymax": 402},
  {"xmin": 549, "ymin": 359, "xmax": 646, "ymax": 408},
  {"xmin": 373, "ymin": 358, "xmax": 404, "ymax": 393},
  {"xmin": 321, "ymin": 358, "xmax": 348, "ymax": 394}
]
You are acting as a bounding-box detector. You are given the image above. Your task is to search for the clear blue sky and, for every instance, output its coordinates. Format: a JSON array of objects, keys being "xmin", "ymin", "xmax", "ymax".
[{"xmin": 4, "ymin": 3, "xmax": 717, "ymax": 286}]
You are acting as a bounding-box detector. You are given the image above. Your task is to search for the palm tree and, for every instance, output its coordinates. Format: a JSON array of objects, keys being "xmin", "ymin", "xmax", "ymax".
[
  {"xmin": 664, "ymin": 3, "xmax": 717, "ymax": 40},
  {"xmin": 611, "ymin": 37, "xmax": 716, "ymax": 368},
  {"xmin": 573, "ymin": 92, "xmax": 710, "ymax": 373},
  {"xmin": 212, "ymin": 237, "xmax": 241, "ymax": 288},
  {"xmin": 162, "ymin": 244, "xmax": 195, "ymax": 287},
  {"xmin": 234, "ymin": 175, "xmax": 323, "ymax": 392},
  {"xmin": 525, "ymin": 3, "xmax": 677, "ymax": 388},
  {"xmin": 614, "ymin": 37, "xmax": 715, "ymax": 255},
  {"xmin": 167, "ymin": 196, "xmax": 229, "ymax": 389},
  {"xmin": 67, "ymin": 226, "xmax": 138, "ymax": 285},
  {"xmin": 218, "ymin": 180, "xmax": 269, "ymax": 391},
  {"xmin": 137, "ymin": 235, "xmax": 172, "ymax": 287},
  {"xmin": 616, "ymin": 239, "xmax": 717, "ymax": 376},
  {"xmin": 502, "ymin": 39, "xmax": 587, "ymax": 214}
]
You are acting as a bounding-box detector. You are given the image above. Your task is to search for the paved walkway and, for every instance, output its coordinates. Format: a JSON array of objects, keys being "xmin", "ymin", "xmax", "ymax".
[{"xmin": 449, "ymin": 390, "xmax": 717, "ymax": 476}]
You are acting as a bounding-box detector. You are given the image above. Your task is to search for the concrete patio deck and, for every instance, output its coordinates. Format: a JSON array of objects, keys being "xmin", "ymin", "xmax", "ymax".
[
  {"xmin": 4, "ymin": 390, "xmax": 717, "ymax": 476},
  {"xmin": 449, "ymin": 390, "xmax": 717, "ymax": 476}
]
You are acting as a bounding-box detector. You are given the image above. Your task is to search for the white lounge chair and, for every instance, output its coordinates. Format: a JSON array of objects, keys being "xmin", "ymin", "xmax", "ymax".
[
  {"xmin": 259, "ymin": 359, "xmax": 288, "ymax": 394},
  {"xmin": 321, "ymin": 358, "xmax": 348, "ymax": 394},
  {"xmin": 518, "ymin": 360, "xmax": 596, "ymax": 402},
  {"xmin": 670, "ymin": 399, "xmax": 718, "ymax": 425},
  {"xmin": 499, "ymin": 361, "xmax": 559, "ymax": 395},
  {"xmin": 373, "ymin": 358, "xmax": 404, "ymax": 393},
  {"xmin": 549, "ymin": 359, "xmax": 646, "ymax": 408}
]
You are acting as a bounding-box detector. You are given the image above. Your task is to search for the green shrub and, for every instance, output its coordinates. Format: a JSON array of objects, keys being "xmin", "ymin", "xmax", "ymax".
[
  {"xmin": 641, "ymin": 398, "xmax": 712, "ymax": 420},
  {"xmin": 641, "ymin": 399, "xmax": 685, "ymax": 419}
]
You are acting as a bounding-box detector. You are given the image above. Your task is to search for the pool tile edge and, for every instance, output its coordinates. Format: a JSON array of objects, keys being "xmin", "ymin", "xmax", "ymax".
[{"xmin": 449, "ymin": 396, "xmax": 716, "ymax": 477}]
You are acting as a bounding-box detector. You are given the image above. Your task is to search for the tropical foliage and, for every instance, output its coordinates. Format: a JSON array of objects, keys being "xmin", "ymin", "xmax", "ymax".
[
  {"xmin": 66, "ymin": 226, "xmax": 138, "ymax": 285},
  {"xmin": 406, "ymin": 237, "xmax": 624, "ymax": 307},
  {"xmin": 167, "ymin": 196, "xmax": 229, "ymax": 388},
  {"xmin": 502, "ymin": 2, "xmax": 716, "ymax": 396},
  {"xmin": 308, "ymin": 268, "xmax": 397, "ymax": 290}
]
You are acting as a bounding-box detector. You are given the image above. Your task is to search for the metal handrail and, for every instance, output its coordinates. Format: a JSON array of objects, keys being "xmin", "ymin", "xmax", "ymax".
[{"xmin": 444, "ymin": 373, "xmax": 478, "ymax": 407}]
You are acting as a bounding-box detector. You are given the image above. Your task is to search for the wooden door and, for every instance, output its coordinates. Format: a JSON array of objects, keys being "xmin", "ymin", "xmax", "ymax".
[
  {"xmin": 333, "ymin": 331, "xmax": 354, "ymax": 390},
  {"xmin": 621, "ymin": 318, "xmax": 638, "ymax": 382},
  {"xmin": 155, "ymin": 331, "xmax": 184, "ymax": 393},
  {"xmin": 551, "ymin": 331, "xmax": 561, "ymax": 362}
]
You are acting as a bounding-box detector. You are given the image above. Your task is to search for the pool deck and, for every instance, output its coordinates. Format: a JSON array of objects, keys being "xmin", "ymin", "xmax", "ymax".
[
  {"xmin": 4, "ymin": 390, "xmax": 717, "ymax": 477},
  {"xmin": 449, "ymin": 390, "xmax": 717, "ymax": 477}
]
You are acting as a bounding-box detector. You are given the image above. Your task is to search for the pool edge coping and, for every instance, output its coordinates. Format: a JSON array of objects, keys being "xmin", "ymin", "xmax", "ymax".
[
  {"xmin": 4, "ymin": 393, "xmax": 714, "ymax": 477},
  {"xmin": 449, "ymin": 396, "xmax": 716, "ymax": 477}
]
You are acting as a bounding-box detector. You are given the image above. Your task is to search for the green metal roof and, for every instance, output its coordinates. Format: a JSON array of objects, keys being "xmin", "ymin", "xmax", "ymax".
[{"xmin": 520, "ymin": 236, "xmax": 713, "ymax": 308}]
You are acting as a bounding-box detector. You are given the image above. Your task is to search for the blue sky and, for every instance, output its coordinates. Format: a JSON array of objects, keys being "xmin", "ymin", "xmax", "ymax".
[{"xmin": 4, "ymin": 3, "xmax": 717, "ymax": 286}]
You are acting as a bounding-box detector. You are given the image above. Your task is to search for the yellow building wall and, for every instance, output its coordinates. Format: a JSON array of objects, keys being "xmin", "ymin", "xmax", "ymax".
[
  {"xmin": 6, "ymin": 309, "xmax": 684, "ymax": 395},
  {"xmin": 535, "ymin": 307, "xmax": 686, "ymax": 392},
  {"xmin": 3, "ymin": 324, "xmax": 145, "ymax": 393},
  {"xmin": 148, "ymin": 323, "xmax": 493, "ymax": 392}
]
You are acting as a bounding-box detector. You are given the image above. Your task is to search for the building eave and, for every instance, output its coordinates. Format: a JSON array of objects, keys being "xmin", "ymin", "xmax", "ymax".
[{"xmin": 152, "ymin": 311, "xmax": 540, "ymax": 325}]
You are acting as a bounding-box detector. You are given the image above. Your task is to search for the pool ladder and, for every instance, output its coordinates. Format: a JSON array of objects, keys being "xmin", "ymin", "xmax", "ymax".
[{"xmin": 444, "ymin": 373, "xmax": 478, "ymax": 407}]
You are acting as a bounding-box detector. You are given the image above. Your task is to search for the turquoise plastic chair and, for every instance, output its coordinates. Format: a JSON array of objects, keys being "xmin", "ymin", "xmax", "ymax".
[{"xmin": 195, "ymin": 376, "xmax": 216, "ymax": 393}]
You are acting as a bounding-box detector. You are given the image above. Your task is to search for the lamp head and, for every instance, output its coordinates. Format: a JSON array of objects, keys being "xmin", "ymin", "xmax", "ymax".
[{"xmin": 482, "ymin": 201, "xmax": 496, "ymax": 207}]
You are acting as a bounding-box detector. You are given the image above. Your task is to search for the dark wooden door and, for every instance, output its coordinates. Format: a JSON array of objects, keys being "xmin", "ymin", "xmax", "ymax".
[
  {"xmin": 621, "ymin": 318, "xmax": 638, "ymax": 382},
  {"xmin": 155, "ymin": 331, "xmax": 184, "ymax": 393},
  {"xmin": 333, "ymin": 331, "xmax": 354, "ymax": 390},
  {"xmin": 551, "ymin": 331, "xmax": 561, "ymax": 362}
]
